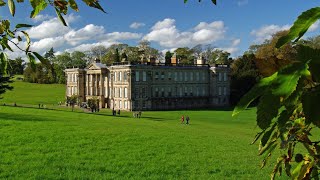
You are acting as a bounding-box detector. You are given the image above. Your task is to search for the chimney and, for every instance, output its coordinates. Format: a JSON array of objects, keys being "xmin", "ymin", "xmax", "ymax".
[
  {"xmin": 171, "ymin": 52, "xmax": 177, "ymax": 66},
  {"xmin": 95, "ymin": 58, "xmax": 101, "ymax": 63}
]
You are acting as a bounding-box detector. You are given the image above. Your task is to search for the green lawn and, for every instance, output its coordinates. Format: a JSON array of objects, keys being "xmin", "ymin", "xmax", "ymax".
[
  {"xmin": 0, "ymin": 81, "xmax": 286, "ymax": 179},
  {"xmin": 0, "ymin": 80, "xmax": 65, "ymax": 106}
]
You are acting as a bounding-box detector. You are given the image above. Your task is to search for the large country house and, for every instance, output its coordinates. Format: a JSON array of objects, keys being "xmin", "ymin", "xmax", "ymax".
[{"xmin": 65, "ymin": 55, "xmax": 230, "ymax": 111}]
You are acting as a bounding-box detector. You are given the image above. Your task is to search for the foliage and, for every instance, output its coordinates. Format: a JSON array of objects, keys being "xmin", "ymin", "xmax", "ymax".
[
  {"xmin": 66, "ymin": 94, "xmax": 78, "ymax": 111},
  {"xmin": 253, "ymin": 31, "xmax": 297, "ymax": 77},
  {"xmin": 174, "ymin": 47, "xmax": 195, "ymax": 64},
  {"xmin": 230, "ymin": 54, "xmax": 261, "ymax": 106},
  {"xmin": 0, "ymin": 76, "xmax": 13, "ymax": 99},
  {"xmin": 87, "ymin": 97, "xmax": 99, "ymax": 112},
  {"xmin": 8, "ymin": 57, "xmax": 25, "ymax": 75},
  {"xmin": 234, "ymin": 10, "xmax": 320, "ymax": 180}
]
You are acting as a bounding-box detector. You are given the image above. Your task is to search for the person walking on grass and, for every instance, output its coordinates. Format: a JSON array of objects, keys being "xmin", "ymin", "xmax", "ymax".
[
  {"xmin": 181, "ymin": 115, "xmax": 185, "ymax": 124},
  {"xmin": 186, "ymin": 115, "xmax": 190, "ymax": 125}
]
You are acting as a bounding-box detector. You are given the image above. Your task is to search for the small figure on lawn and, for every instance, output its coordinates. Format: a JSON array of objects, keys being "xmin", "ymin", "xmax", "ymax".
[
  {"xmin": 117, "ymin": 109, "xmax": 120, "ymax": 116},
  {"xmin": 186, "ymin": 115, "xmax": 190, "ymax": 125},
  {"xmin": 181, "ymin": 115, "xmax": 185, "ymax": 124}
]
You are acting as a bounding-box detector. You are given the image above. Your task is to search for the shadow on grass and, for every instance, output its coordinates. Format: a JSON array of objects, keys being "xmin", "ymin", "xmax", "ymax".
[{"xmin": 0, "ymin": 112, "xmax": 56, "ymax": 122}]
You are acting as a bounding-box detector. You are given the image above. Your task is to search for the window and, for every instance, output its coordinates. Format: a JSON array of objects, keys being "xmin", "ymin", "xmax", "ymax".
[
  {"xmin": 114, "ymin": 72, "xmax": 117, "ymax": 82},
  {"xmin": 119, "ymin": 88, "xmax": 122, "ymax": 98},
  {"xmin": 124, "ymin": 87, "xmax": 128, "ymax": 98},
  {"xmin": 142, "ymin": 87, "xmax": 146, "ymax": 97},
  {"xmin": 155, "ymin": 87, "xmax": 159, "ymax": 97},
  {"xmin": 218, "ymin": 72, "xmax": 222, "ymax": 81},
  {"xmin": 196, "ymin": 72, "xmax": 200, "ymax": 81},
  {"xmin": 168, "ymin": 72, "xmax": 172, "ymax": 80},
  {"xmin": 155, "ymin": 72, "xmax": 159, "ymax": 80},
  {"xmin": 224, "ymin": 72, "xmax": 227, "ymax": 81},
  {"xmin": 119, "ymin": 100, "xmax": 122, "ymax": 109},
  {"xmin": 105, "ymin": 88, "xmax": 108, "ymax": 97},
  {"xmin": 174, "ymin": 72, "xmax": 178, "ymax": 81},
  {"xmin": 124, "ymin": 101, "xmax": 127, "ymax": 109},
  {"xmin": 184, "ymin": 87, "xmax": 188, "ymax": 96},
  {"xmin": 196, "ymin": 87, "xmax": 200, "ymax": 96},
  {"xmin": 143, "ymin": 71, "xmax": 147, "ymax": 81},
  {"xmin": 189, "ymin": 87, "xmax": 193, "ymax": 96},
  {"xmin": 161, "ymin": 72, "xmax": 165, "ymax": 80},
  {"xmin": 190, "ymin": 72, "xmax": 193, "ymax": 81},
  {"xmin": 161, "ymin": 87, "xmax": 164, "ymax": 97},
  {"xmin": 74, "ymin": 87, "xmax": 77, "ymax": 95},
  {"xmin": 223, "ymin": 87, "xmax": 227, "ymax": 95},
  {"xmin": 109, "ymin": 87, "xmax": 112, "ymax": 97},
  {"xmin": 119, "ymin": 71, "xmax": 122, "ymax": 81},
  {"xmin": 179, "ymin": 87, "xmax": 182, "ymax": 97},
  {"xmin": 168, "ymin": 87, "xmax": 172, "ymax": 97},
  {"xmin": 184, "ymin": 72, "xmax": 188, "ymax": 81},
  {"xmin": 202, "ymin": 72, "xmax": 206, "ymax": 81},
  {"xmin": 218, "ymin": 87, "xmax": 222, "ymax": 95},
  {"xmin": 136, "ymin": 71, "xmax": 140, "ymax": 81},
  {"xmin": 124, "ymin": 72, "xmax": 127, "ymax": 81},
  {"xmin": 202, "ymin": 88, "xmax": 206, "ymax": 96}
]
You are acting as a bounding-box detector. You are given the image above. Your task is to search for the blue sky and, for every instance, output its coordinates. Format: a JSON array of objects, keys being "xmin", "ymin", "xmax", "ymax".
[{"xmin": 2, "ymin": 0, "xmax": 320, "ymax": 59}]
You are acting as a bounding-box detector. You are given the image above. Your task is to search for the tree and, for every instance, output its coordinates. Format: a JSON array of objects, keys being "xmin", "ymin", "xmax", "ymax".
[
  {"xmin": 254, "ymin": 31, "xmax": 297, "ymax": 77},
  {"xmin": 209, "ymin": 49, "xmax": 230, "ymax": 65},
  {"xmin": 165, "ymin": 51, "xmax": 173, "ymax": 65},
  {"xmin": 66, "ymin": 95, "xmax": 78, "ymax": 112},
  {"xmin": 0, "ymin": 76, "xmax": 13, "ymax": 99},
  {"xmin": 90, "ymin": 45, "xmax": 108, "ymax": 60},
  {"xmin": 230, "ymin": 54, "xmax": 261, "ymax": 106},
  {"xmin": 174, "ymin": 47, "xmax": 194, "ymax": 64},
  {"xmin": 87, "ymin": 97, "xmax": 99, "ymax": 112},
  {"xmin": 8, "ymin": 57, "xmax": 25, "ymax": 75}
]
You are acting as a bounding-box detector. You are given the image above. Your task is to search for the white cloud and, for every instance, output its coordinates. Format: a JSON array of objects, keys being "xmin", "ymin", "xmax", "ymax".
[
  {"xmin": 27, "ymin": 14, "xmax": 79, "ymax": 39},
  {"xmin": 30, "ymin": 37, "xmax": 65, "ymax": 52},
  {"xmin": 130, "ymin": 22, "xmax": 145, "ymax": 29},
  {"xmin": 251, "ymin": 24, "xmax": 290, "ymax": 43},
  {"xmin": 237, "ymin": 0, "xmax": 248, "ymax": 6},
  {"xmin": 103, "ymin": 32, "xmax": 142, "ymax": 41},
  {"xmin": 231, "ymin": 39, "xmax": 241, "ymax": 46},
  {"xmin": 144, "ymin": 18, "xmax": 226, "ymax": 48},
  {"xmin": 65, "ymin": 41, "xmax": 117, "ymax": 52},
  {"xmin": 64, "ymin": 24, "xmax": 105, "ymax": 45},
  {"xmin": 308, "ymin": 20, "xmax": 320, "ymax": 32},
  {"xmin": 31, "ymin": 14, "xmax": 53, "ymax": 23}
]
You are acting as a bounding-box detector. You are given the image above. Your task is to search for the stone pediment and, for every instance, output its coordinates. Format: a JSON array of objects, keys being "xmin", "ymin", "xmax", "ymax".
[{"xmin": 87, "ymin": 62, "xmax": 107, "ymax": 70}]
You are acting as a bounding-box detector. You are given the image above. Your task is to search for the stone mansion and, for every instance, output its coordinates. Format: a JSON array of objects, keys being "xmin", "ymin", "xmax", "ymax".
[{"xmin": 65, "ymin": 56, "xmax": 230, "ymax": 111}]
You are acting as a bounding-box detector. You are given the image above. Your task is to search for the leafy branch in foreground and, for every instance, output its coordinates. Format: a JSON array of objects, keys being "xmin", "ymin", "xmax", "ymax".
[{"xmin": 234, "ymin": 7, "xmax": 320, "ymax": 180}]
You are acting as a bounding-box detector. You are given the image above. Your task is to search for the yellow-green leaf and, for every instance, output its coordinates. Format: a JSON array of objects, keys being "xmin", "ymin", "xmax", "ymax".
[
  {"xmin": 69, "ymin": 0, "xmax": 78, "ymax": 11},
  {"xmin": 8, "ymin": 0, "xmax": 15, "ymax": 16}
]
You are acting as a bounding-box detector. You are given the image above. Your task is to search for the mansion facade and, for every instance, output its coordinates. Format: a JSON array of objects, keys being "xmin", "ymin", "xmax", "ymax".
[{"xmin": 65, "ymin": 57, "xmax": 230, "ymax": 111}]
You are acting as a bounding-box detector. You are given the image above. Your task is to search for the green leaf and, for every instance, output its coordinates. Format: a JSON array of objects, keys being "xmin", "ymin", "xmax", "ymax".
[
  {"xmin": 302, "ymin": 86, "xmax": 320, "ymax": 127},
  {"xmin": 261, "ymin": 123, "xmax": 276, "ymax": 146},
  {"xmin": 8, "ymin": 0, "xmax": 15, "ymax": 16},
  {"xmin": 69, "ymin": 0, "xmax": 79, "ymax": 11},
  {"xmin": 0, "ymin": 52, "xmax": 8, "ymax": 75},
  {"xmin": 82, "ymin": 0, "xmax": 106, "ymax": 13},
  {"xmin": 55, "ymin": 7, "xmax": 67, "ymax": 26},
  {"xmin": 1, "ymin": 37, "xmax": 13, "ymax": 51},
  {"xmin": 27, "ymin": 53, "xmax": 36, "ymax": 70},
  {"xmin": 259, "ymin": 140, "xmax": 277, "ymax": 156},
  {"xmin": 15, "ymin": 24, "xmax": 33, "ymax": 29},
  {"xmin": 233, "ymin": 72, "xmax": 278, "ymax": 116},
  {"xmin": 211, "ymin": 0, "xmax": 217, "ymax": 5},
  {"xmin": 257, "ymin": 92, "xmax": 280, "ymax": 130},
  {"xmin": 276, "ymin": 7, "xmax": 320, "ymax": 48},
  {"xmin": 21, "ymin": 31, "xmax": 30, "ymax": 52},
  {"xmin": 0, "ymin": 0, "xmax": 6, "ymax": 6},
  {"xmin": 251, "ymin": 131, "xmax": 265, "ymax": 145},
  {"xmin": 30, "ymin": 0, "xmax": 48, "ymax": 18},
  {"xmin": 297, "ymin": 45, "xmax": 320, "ymax": 82},
  {"xmin": 272, "ymin": 62, "xmax": 310, "ymax": 98},
  {"xmin": 32, "ymin": 52, "xmax": 48, "ymax": 64}
]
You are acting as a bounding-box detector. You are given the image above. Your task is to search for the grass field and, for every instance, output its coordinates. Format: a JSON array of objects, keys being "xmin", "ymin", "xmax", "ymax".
[{"xmin": 0, "ymin": 81, "xmax": 286, "ymax": 179}]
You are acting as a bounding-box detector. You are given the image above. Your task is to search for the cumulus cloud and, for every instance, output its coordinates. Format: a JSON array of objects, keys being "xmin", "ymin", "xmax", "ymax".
[
  {"xmin": 64, "ymin": 24, "xmax": 105, "ymax": 45},
  {"xmin": 103, "ymin": 32, "xmax": 142, "ymax": 41},
  {"xmin": 130, "ymin": 22, "xmax": 145, "ymax": 29},
  {"xmin": 251, "ymin": 24, "xmax": 290, "ymax": 43},
  {"xmin": 144, "ymin": 18, "xmax": 226, "ymax": 48},
  {"xmin": 30, "ymin": 37, "xmax": 65, "ymax": 52},
  {"xmin": 27, "ymin": 14, "xmax": 79, "ymax": 39},
  {"xmin": 31, "ymin": 14, "xmax": 53, "ymax": 23},
  {"xmin": 65, "ymin": 41, "xmax": 117, "ymax": 52}
]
